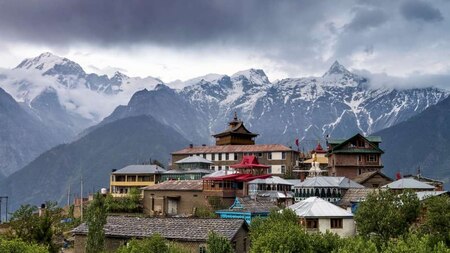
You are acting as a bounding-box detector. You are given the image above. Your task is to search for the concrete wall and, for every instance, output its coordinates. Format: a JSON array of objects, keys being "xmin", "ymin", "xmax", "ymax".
[
  {"xmin": 316, "ymin": 218, "xmax": 356, "ymax": 237},
  {"xmin": 143, "ymin": 190, "xmax": 208, "ymax": 216}
]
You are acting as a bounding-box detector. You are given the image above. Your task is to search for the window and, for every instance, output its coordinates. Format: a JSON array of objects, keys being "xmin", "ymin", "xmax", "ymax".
[
  {"xmin": 234, "ymin": 153, "xmax": 238, "ymax": 160},
  {"xmin": 367, "ymin": 155, "xmax": 377, "ymax": 162},
  {"xmin": 330, "ymin": 218, "xmax": 343, "ymax": 229},
  {"xmin": 218, "ymin": 153, "xmax": 222, "ymax": 161},
  {"xmin": 203, "ymin": 154, "xmax": 206, "ymax": 158},
  {"xmin": 358, "ymin": 155, "xmax": 362, "ymax": 162},
  {"xmin": 199, "ymin": 245, "xmax": 207, "ymax": 253},
  {"xmin": 257, "ymin": 152, "xmax": 263, "ymax": 157},
  {"xmin": 225, "ymin": 153, "xmax": 229, "ymax": 160},
  {"xmin": 281, "ymin": 152, "xmax": 286, "ymax": 160},
  {"xmin": 357, "ymin": 139, "xmax": 365, "ymax": 147},
  {"xmin": 306, "ymin": 218, "xmax": 319, "ymax": 229},
  {"xmin": 218, "ymin": 166, "xmax": 222, "ymax": 171},
  {"xmin": 281, "ymin": 165, "xmax": 286, "ymax": 174},
  {"xmin": 211, "ymin": 154, "xmax": 215, "ymax": 161},
  {"xmin": 268, "ymin": 152, "xmax": 272, "ymax": 160}
]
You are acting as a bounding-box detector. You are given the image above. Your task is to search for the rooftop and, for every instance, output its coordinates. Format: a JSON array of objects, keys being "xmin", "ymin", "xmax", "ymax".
[
  {"xmin": 72, "ymin": 216, "xmax": 246, "ymax": 242},
  {"xmin": 415, "ymin": 191, "xmax": 448, "ymax": 201},
  {"xmin": 328, "ymin": 135, "xmax": 382, "ymax": 145},
  {"xmin": 217, "ymin": 196, "xmax": 279, "ymax": 214},
  {"xmin": 172, "ymin": 144, "xmax": 293, "ymax": 154},
  {"xmin": 248, "ymin": 176, "xmax": 294, "ymax": 186},
  {"xmin": 354, "ymin": 171, "xmax": 393, "ymax": 184},
  {"xmin": 339, "ymin": 188, "xmax": 377, "ymax": 207},
  {"xmin": 163, "ymin": 169, "xmax": 213, "ymax": 175},
  {"xmin": 288, "ymin": 197, "xmax": 353, "ymax": 218},
  {"xmin": 382, "ymin": 178, "xmax": 435, "ymax": 190},
  {"xmin": 175, "ymin": 155, "xmax": 213, "ymax": 164},
  {"xmin": 293, "ymin": 177, "xmax": 364, "ymax": 189},
  {"xmin": 113, "ymin": 165, "xmax": 166, "ymax": 175},
  {"xmin": 142, "ymin": 180, "xmax": 203, "ymax": 191}
]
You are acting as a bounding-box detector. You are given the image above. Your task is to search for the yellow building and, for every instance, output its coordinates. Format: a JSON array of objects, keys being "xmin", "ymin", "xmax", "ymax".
[{"xmin": 110, "ymin": 165, "xmax": 166, "ymax": 197}]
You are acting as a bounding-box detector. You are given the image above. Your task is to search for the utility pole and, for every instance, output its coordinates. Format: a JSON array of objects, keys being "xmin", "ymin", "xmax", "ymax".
[
  {"xmin": 67, "ymin": 185, "xmax": 71, "ymax": 207},
  {"xmin": 80, "ymin": 176, "xmax": 84, "ymax": 221}
]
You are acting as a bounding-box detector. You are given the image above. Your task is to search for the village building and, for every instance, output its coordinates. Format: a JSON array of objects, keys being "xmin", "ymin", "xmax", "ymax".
[
  {"xmin": 216, "ymin": 196, "xmax": 279, "ymax": 224},
  {"xmin": 327, "ymin": 134, "xmax": 384, "ymax": 179},
  {"xmin": 381, "ymin": 178, "xmax": 435, "ymax": 193},
  {"xmin": 142, "ymin": 180, "xmax": 207, "ymax": 216},
  {"xmin": 72, "ymin": 216, "xmax": 250, "ymax": 253},
  {"xmin": 247, "ymin": 176, "xmax": 295, "ymax": 206},
  {"xmin": 161, "ymin": 155, "xmax": 213, "ymax": 181},
  {"xmin": 338, "ymin": 188, "xmax": 377, "ymax": 213},
  {"xmin": 403, "ymin": 174, "xmax": 444, "ymax": 191},
  {"xmin": 291, "ymin": 176, "xmax": 364, "ymax": 203},
  {"xmin": 353, "ymin": 170, "xmax": 393, "ymax": 188},
  {"xmin": 287, "ymin": 197, "xmax": 356, "ymax": 237},
  {"xmin": 171, "ymin": 114, "xmax": 300, "ymax": 176},
  {"xmin": 109, "ymin": 165, "xmax": 166, "ymax": 197},
  {"xmin": 202, "ymin": 155, "xmax": 272, "ymax": 207}
]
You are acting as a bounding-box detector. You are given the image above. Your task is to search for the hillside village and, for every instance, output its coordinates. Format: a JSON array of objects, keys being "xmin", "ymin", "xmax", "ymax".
[{"xmin": 2, "ymin": 113, "xmax": 446, "ymax": 253}]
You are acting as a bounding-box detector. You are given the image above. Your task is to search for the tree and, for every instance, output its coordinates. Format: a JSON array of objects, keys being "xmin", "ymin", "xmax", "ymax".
[
  {"xmin": 0, "ymin": 237, "xmax": 48, "ymax": 253},
  {"xmin": 355, "ymin": 190, "xmax": 420, "ymax": 243},
  {"xmin": 383, "ymin": 233, "xmax": 450, "ymax": 253},
  {"xmin": 85, "ymin": 192, "xmax": 107, "ymax": 253},
  {"xmin": 9, "ymin": 204, "xmax": 38, "ymax": 243},
  {"xmin": 335, "ymin": 236, "xmax": 378, "ymax": 253},
  {"xmin": 308, "ymin": 231, "xmax": 342, "ymax": 253},
  {"xmin": 207, "ymin": 231, "xmax": 233, "ymax": 253},
  {"xmin": 250, "ymin": 209, "xmax": 311, "ymax": 253},
  {"xmin": 420, "ymin": 194, "xmax": 450, "ymax": 246}
]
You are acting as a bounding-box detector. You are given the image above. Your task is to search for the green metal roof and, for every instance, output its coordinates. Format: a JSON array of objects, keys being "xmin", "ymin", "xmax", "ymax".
[{"xmin": 333, "ymin": 149, "xmax": 383, "ymax": 154}]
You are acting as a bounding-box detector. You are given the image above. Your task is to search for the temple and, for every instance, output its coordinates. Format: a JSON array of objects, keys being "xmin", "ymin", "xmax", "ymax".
[{"xmin": 213, "ymin": 112, "xmax": 258, "ymax": 145}]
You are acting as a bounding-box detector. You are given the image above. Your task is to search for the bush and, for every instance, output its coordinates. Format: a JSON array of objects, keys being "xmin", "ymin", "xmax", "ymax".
[
  {"xmin": 116, "ymin": 234, "xmax": 189, "ymax": 253},
  {"xmin": 0, "ymin": 237, "xmax": 48, "ymax": 253}
]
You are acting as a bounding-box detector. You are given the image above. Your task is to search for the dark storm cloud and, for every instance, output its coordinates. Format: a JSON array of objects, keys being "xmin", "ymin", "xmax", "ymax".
[
  {"xmin": 0, "ymin": 0, "xmax": 325, "ymax": 47},
  {"xmin": 400, "ymin": 0, "xmax": 444, "ymax": 22},
  {"xmin": 346, "ymin": 8, "xmax": 388, "ymax": 31}
]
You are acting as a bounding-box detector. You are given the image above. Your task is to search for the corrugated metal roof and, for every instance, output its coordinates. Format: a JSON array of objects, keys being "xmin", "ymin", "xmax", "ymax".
[
  {"xmin": 202, "ymin": 170, "xmax": 238, "ymax": 178},
  {"xmin": 382, "ymin": 178, "xmax": 435, "ymax": 190},
  {"xmin": 172, "ymin": 144, "xmax": 293, "ymax": 154},
  {"xmin": 174, "ymin": 155, "xmax": 213, "ymax": 164},
  {"xmin": 113, "ymin": 165, "xmax": 166, "ymax": 175},
  {"xmin": 288, "ymin": 197, "xmax": 353, "ymax": 218},
  {"xmin": 163, "ymin": 169, "xmax": 213, "ymax": 174},
  {"xmin": 248, "ymin": 176, "xmax": 294, "ymax": 186},
  {"xmin": 415, "ymin": 191, "xmax": 448, "ymax": 201},
  {"xmin": 142, "ymin": 180, "xmax": 203, "ymax": 191},
  {"xmin": 72, "ymin": 216, "xmax": 246, "ymax": 241},
  {"xmin": 293, "ymin": 177, "xmax": 364, "ymax": 189}
]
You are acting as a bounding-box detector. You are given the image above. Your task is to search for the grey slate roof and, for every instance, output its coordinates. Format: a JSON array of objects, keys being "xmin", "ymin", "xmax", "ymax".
[
  {"xmin": 141, "ymin": 180, "xmax": 203, "ymax": 191},
  {"xmin": 293, "ymin": 177, "xmax": 364, "ymax": 189},
  {"xmin": 339, "ymin": 188, "xmax": 377, "ymax": 207},
  {"xmin": 175, "ymin": 155, "xmax": 213, "ymax": 164},
  {"xmin": 382, "ymin": 178, "xmax": 435, "ymax": 190},
  {"xmin": 217, "ymin": 196, "xmax": 279, "ymax": 213},
  {"xmin": 72, "ymin": 216, "xmax": 246, "ymax": 242},
  {"xmin": 164, "ymin": 169, "xmax": 213, "ymax": 174},
  {"xmin": 113, "ymin": 165, "xmax": 166, "ymax": 175}
]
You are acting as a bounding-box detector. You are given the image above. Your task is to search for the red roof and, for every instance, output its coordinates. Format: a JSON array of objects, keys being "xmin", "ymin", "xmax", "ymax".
[
  {"xmin": 172, "ymin": 144, "xmax": 293, "ymax": 154},
  {"xmin": 203, "ymin": 173, "xmax": 271, "ymax": 182},
  {"xmin": 312, "ymin": 143, "xmax": 327, "ymax": 154},
  {"xmin": 230, "ymin": 155, "xmax": 270, "ymax": 169}
]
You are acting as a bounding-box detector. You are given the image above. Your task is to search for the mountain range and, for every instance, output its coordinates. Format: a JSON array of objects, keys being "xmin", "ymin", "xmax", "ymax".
[{"xmin": 1, "ymin": 52, "xmax": 450, "ymax": 209}]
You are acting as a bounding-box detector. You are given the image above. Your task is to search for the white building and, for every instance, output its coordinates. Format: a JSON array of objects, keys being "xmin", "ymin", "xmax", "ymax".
[{"xmin": 287, "ymin": 197, "xmax": 356, "ymax": 237}]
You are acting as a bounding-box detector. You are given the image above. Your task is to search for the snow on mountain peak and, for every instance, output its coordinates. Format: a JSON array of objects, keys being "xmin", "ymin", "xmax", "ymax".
[
  {"xmin": 16, "ymin": 52, "xmax": 65, "ymax": 71},
  {"xmin": 232, "ymin": 68, "xmax": 270, "ymax": 85},
  {"xmin": 322, "ymin": 60, "xmax": 352, "ymax": 77}
]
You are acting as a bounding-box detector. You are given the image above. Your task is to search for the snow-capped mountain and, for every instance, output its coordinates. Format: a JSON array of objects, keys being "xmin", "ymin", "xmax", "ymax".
[{"xmin": 100, "ymin": 62, "xmax": 449, "ymax": 147}]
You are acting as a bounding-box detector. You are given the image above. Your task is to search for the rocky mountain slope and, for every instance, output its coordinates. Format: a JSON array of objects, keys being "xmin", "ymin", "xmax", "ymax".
[{"xmin": 0, "ymin": 115, "xmax": 189, "ymax": 210}]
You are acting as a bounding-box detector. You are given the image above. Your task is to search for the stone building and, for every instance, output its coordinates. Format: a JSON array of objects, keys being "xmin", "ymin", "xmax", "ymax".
[
  {"xmin": 141, "ymin": 180, "xmax": 207, "ymax": 216},
  {"xmin": 327, "ymin": 134, "xmax": 384, "ymax": 179},
  {"xmin": 171, "ymin": 113, "xmax": 299, "ymax": 176},
  {"xmin": 72, "ymin": 216, "xmax": 250, "ymax": 253}
]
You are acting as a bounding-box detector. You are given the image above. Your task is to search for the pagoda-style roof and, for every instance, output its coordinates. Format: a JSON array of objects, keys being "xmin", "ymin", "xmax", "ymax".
[
  {"xmin": 312, "ymin": 143, "xmax": 327, "ymax": 154},
  {"xmin": 213, "ymin": 112, "xmax": 258, "ymax": 145},
  {"xmin": 230, "ymin": 155, "xmax": 270, "ymax": 170}
]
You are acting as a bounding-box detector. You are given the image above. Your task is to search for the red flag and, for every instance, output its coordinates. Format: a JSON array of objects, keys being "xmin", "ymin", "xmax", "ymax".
[
  {"xmin": 295, "ymin": 139, "xmax": 299, "ymax": 147},
  {"xmin": 396, "ymin": 171, "xmax": 402, "ymax": 180}
]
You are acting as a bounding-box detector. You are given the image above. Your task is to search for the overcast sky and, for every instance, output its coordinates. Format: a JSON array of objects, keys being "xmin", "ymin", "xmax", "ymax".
[{"xmin": 0, "ymin": 0, "xmax": 449, "ymax": 87}]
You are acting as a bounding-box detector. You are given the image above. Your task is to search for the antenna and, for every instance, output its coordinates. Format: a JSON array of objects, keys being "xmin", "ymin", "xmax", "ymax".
[{"xmin": 80, "ymin": 174, "xmax": 84, "ymax": 221}]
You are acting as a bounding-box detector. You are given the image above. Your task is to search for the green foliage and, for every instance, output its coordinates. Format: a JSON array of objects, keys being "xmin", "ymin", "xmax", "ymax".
[
  {"xmin": 420, "ymin": 194, "xmax": 450, "ymax": 246},
  {"xmin": 383, "ymin": 233, "xmax": 450, "ymax": 253},
  {"xmin": 355, "ymin": 190, "xmax": 420, "ymax": 243},
  {"xmin": 105, "ymin": 190, "xmax": 142, "ymax": 213},
  {"xmin": 207, "ymin": 196, "xmax": 227, "ymax": 210},
  {"xmin": 116, "ymin": 234, "xmax": 189, "ymax": 253},
  {"xmin": 9, "ymin": 202, "xmax": 63, "ymax": 253},
  {"xmin": 207, "ymin": 231, "xmax": 233, "ymax": 253},
  {"xmin": 334, "ymin": 236, "xmax": 378, "ymax": 253},
  {"xmin": 193, "ymin": 206, "xmax": 217, "ymax": 218},
  {"xmin": 0, "ymin": 237, "xmax": 48, "ymax": 253},
  {"xmin": 309, "ymin": 231, "xmax": 342, "ymax": 253},
  {"xmin": 250, "ymin": 209, "xmax": 311, "ymax": 253},
  {"xmin": 85, "ymin": 193, "xmax": 107, "ymax": 253}
]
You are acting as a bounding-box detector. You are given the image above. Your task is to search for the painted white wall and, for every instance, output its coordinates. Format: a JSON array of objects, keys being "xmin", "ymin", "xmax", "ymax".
[
  {"xmin": 271, "ymin": 165, "xmax": 282, "ymax": 174},
  {"xmin": 229, "ymin": 153, "xmax": 235, "ymax": 161},
  {"xmin": 318, "ymin": 218, "xmax": 356, "ymax": 237},
  {"xmin": 272, "ymin": 152, "xmax": 283, "ymax": 160},
  {"xmin": 206, "ymin": 154, "xmax": 212, "ymax": 160}
]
